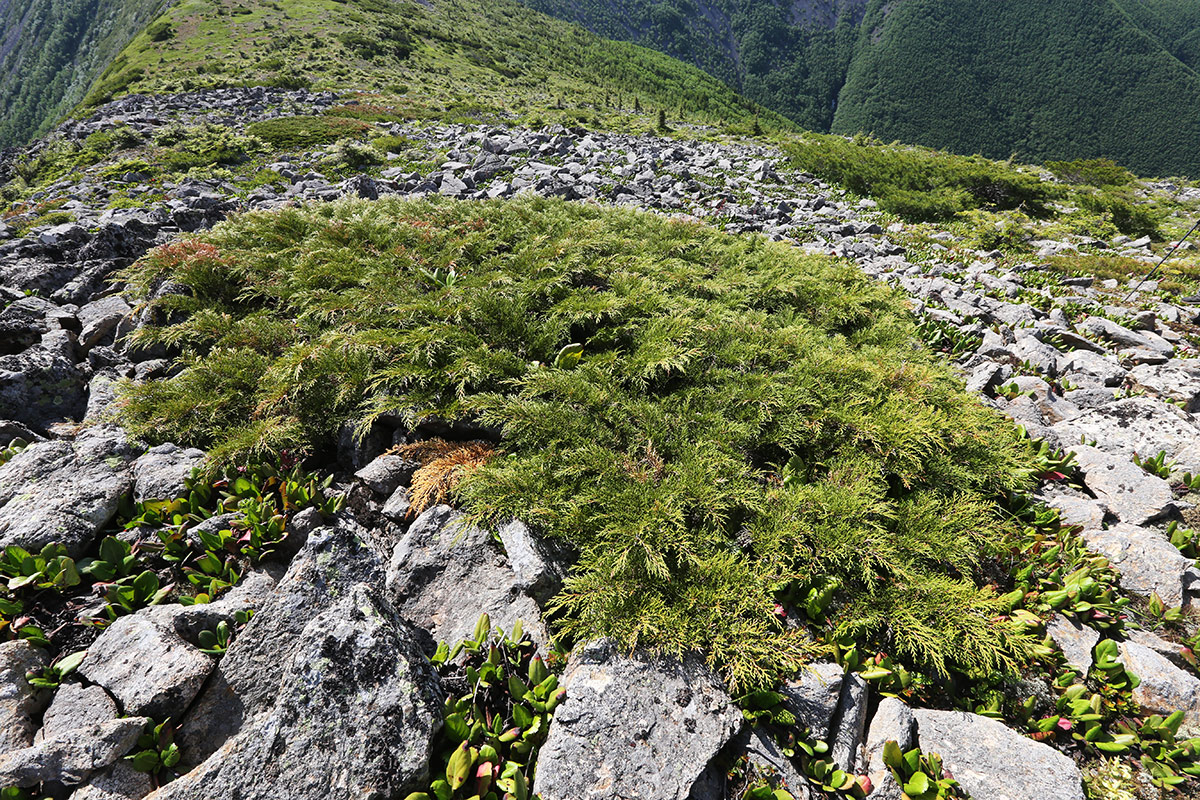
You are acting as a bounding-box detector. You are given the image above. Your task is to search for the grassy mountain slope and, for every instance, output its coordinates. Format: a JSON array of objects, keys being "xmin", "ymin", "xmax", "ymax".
[
  {"xmin": 80, "ymin": 0, "xmax": 790, "ymax": 131},
  {"xmin": 833, "ymin": 0, "xmax": 1200, "ymax": 177},
  {"xmin": 0, "ymin": 0, "xmax": 169, "ymax": 147}
]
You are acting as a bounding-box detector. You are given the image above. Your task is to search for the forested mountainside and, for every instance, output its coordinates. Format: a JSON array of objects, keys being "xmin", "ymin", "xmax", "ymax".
[
  {"xmin": 517, "ymin": 0, "xmax": 1200, "ymax": 177},
  {"xmin": 0, "ymin": 0, "xmax": 169, "ymax": 147}
]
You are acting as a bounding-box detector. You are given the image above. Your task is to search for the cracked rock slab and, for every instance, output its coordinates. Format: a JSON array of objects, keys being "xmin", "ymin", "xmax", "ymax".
[
  {"xmin": 1081, "ymin": 523, "xmax": 1199, "ymax": 608},
  {"xmin": 1119, "ymin": 640, "xmax": 1200, "ymax": 734},
  {"xmin": 79, "ymin": 612, "xmax": 214, "ymax": 718},
  {"xmin": 913, "ymin": 710, "xmax": 1084, "ymax": 800},
  {"xmin": 144, "ymin": 584, "xmax": 442, "ymax": 800},
  {"xmin": 0, "ymin": 717, "xmax": 148, "ymax": 788},
  {"xmin": 1071, "ymin": 444, "xmax": 1174, "ymax": 525},
  {"xmin": 0, "ymin": 426, "xmax": 136, "ymax": 557},
  {"xmin": 536, "ymin": 639, "xmax": 741, "ymax": 800}
]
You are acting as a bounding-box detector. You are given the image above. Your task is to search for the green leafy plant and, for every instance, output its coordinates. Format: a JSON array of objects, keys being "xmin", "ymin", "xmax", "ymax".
[
  {"xmin": 25, "ymin": 650, "xmax": 86, "ymax": 690},
  {"xmin": 880, "ymin": 741, "xmax": 968, "ymax": 800},
  {"xmin": 196, "ymin": 610, "xmax": 252, "ymax": 656},
  {"xmin": 79, "ymin": 536, "xmax": 140, "ymax": 582},
  {"xmin": 0, "ymin": 544, "xmax": 81, "ymax": 592},
  {"xmin": 0, "ymin": 438, "xmax": 28, "ymax": 468},
  {"xmin": 126, "ymin": 718, "xmax": 182, "ymax": 784},
  {"xmin": 1133, "ymin": 450, "xmax": 1173, "ymax": 479},
  {"xmin": 405, "ymin": 614, "xmax": 564, "ymax": 800}
]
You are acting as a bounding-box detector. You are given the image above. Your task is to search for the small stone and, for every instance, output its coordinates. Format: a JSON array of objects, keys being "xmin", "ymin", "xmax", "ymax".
[
  {"xmin": 353, "ymin": 453, "xmax": 416, "ymax": 495},
  {"xmin": 1046, "ymin": 614, "xmax": 1100, "ymax": 672}
]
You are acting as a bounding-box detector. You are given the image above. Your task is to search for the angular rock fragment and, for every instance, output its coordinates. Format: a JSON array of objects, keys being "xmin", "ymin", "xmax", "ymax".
[
  {"xmin": 1119, "ymin": 640, "xmax": 1200, "ymax": 734},
  {"xmin": 0, "ymin": 717, "xmax": 148, "ymax": 788},
  {"xmin": 0, "ymin": 426, "xmax": 135, "ymax": 556},
  {"xmin": 386, "ymin": 504, "xmax": 549, "ymax": 647},
  {"xmin": 912, "ymin": 709, "xmax": 1084, "ymax": 800},
  {"xmin": 79, "ymin": 612, "xmax": 215, "ymax": 718},
  {"xmin": 0, "ymin": 641, "xmax": 48, "ymax": 757},
  {"xmin": 1081, "ymin": 523, "xmax": 1199, "ymax": 608},
  {"xmin": 1071, "ymin": 444, "xmax": 1174, "ymax": 525},
  {"xmin": 536, "ymin": 640, "xmax": 741, "ymax": 800},
  {"xmin": 145, "ymin": 584, "xmax": 442, "ymax": 800},
  {"xmin": 130, "ymin": 443, "xmax": 205, "ymax": 502}
]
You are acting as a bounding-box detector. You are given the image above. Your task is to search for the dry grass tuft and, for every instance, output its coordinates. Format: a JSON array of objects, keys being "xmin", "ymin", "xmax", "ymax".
[{"xmin": 391, "ymin": 439, "xmax": 494, "ymax": 516}]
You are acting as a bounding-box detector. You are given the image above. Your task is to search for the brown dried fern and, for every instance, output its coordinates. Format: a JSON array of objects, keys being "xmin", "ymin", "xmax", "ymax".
[{"xmin": 389, "ymin": 439, "xmax": 494, "ymax": 516}]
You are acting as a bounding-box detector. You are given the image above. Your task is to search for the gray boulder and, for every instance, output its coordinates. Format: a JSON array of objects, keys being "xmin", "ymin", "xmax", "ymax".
[
  {"xmin": 78, "ymin": 612, "xmax": 215, "ymax": 718},
  {"xmin": 144, "ymin": 584, "xmax": 442, "ymax": 800},
  {"xmin": 1071, "ymin": 444, "xmax": 1174, "ymax": 525},
  {"xmin": 37, "ymin": 682, "xmax": 119, "ymax": 742},
  {"xmin": 536, "ymin": 639, "xmax": 741, "ymax": 800},
  {"xmin": 1046, "ymin": 614, "xmax": 1101, "ymax": 673},
  {"xmin": 1130, "ymin": 362, "xmax": 1200, "ymax": 412},
  {"xmin": 1118, "ymin": 640, "xmax": 1200, "ymax": 734},
  {"xmin": 386, "ymin": 504, "xmax": 550, "ymax": 648},
  {"xmin": 864, "ymin": 698, "xmax": 914, "ymax": 800},
  {"xmin": 353, "ymin": 453, "xmax": 416, "ymax": 495},
  {"xmin": 1048, "ymin": 398, "xmax": 1200, "ymax": 474},
  {"xmin": 130, "ymin": 443, "xmax": 205, "ymax": 502},
  {"xmin": 496, "ymin": 519, "xmax": 569, "ymax": 604},
  {"xmin": 779, "ymin": 662, "xmax": 844, "ymax": 742},
  {"xmin": 0, "ymin": 641, "xmax": 49, "ymax": 756},
  {"xmin": 1079, "ymin": 316, "xmax": 1172, "ymax": 355},
  {"xmin": 0, "ymin": 717, "xmax": 148, "ymax": 788},
  {"xmin": 1082, "ymin": 523, "xmax": 1199, "ymax": 608},
  {"xmin": 0, "ymin": 426, "xmax": 136, "ymax": 557},
  {"xmin": 912, "ymin": 709, "xmax": 1084, "ymax": 800},
  {"xmin": 829, "ymin": 672, "xmax": 868, "ymax": 772},
  {"xmin": 67, "ymin": 761, "xmax": 153, "ymax": 800},
  {"xmin": 0, "ymin": 330, "xmax": 89, "ymax": 430},
  {"xmin": 175, "ymin": 517, "xmax": 386, "ymax": 766}
]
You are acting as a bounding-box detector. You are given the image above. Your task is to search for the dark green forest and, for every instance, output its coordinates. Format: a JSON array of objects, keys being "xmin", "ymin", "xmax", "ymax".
[
  {"xmin": 0, "ymin": 0, "xmax": 166, "ymax": 147},
  {"xmin": 833, "ymin": 0, "xmax": 1200, "ymax": 176},
  {"xmin": 517, "ymin": 0, "xmax": 1200, "ymax": 177}
]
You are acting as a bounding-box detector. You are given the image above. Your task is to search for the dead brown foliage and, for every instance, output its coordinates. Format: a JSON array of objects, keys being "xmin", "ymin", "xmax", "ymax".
[{"xmin": 389, "ymin": 438, "xmax": 494, "ymax": 516}]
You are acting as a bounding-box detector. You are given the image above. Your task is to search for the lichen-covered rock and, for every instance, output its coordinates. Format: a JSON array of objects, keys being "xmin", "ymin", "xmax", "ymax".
[
  {"xmin": 1071, "ymin": 444, "xmax": 1175, "ymax": 525},
  {"xmin": 130, "ymin": 443, "xmax": 204, "ymax": 502},
  {"xmin": 386, "ymin": 504, "xmax": 549, "ymax": 648},
  {"xmin": 912, "ymin": 709, "xmax": 1085, "ymax": 800},
  {"xmin": 1118, "ymin": 640, "xmax": 1200, "ymax": 734},
  {"xmin": 68, "ymin": 761, "xmax": 154, "ymax": 800},
  {"xmin": 78, "ymin": 612, "xmax": 214, "ymax": 718},
  {"xmin": 0, "ymin": 426, "xmax": 136, "ymax": 557},
  {"xmin": 535, "ymin": 639, "xmax": 741, "ymax": 800},
  {"xmin": 1048, "ymin": 398, "xmax": 1200, "ymax": 473},
  {"xmin": 0, "ymin": 330, "xmax": 89, "ymax": 431},
  {"xmin": 175, "ymin": 518, "xmax": 385, "ymax": 767},
  {"xmin": 0, "ymin": 717, "xmax": 148, "ymax": 788},
  {"xmin": 144, "ymin": 584, "xmax": 442, "ymax": 800},
  {"xmin": 0, "ymin": 641, "xmax": 48, "ymax": 757}
]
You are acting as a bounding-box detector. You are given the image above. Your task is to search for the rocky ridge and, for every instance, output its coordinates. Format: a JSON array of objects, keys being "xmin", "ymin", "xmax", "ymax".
[{"xmin": 2, "ymin": 86, "xmax": 1200, "ymax": 798}]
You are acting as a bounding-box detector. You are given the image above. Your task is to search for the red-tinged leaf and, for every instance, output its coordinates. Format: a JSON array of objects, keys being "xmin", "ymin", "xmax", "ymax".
[
  {"xmin": 1057, "ymin": 718, "xmax": 1074, "ymax": 731},
  {"xmin": 858, "ymin": 775, "xmax": 873, "ymax": 795}
]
